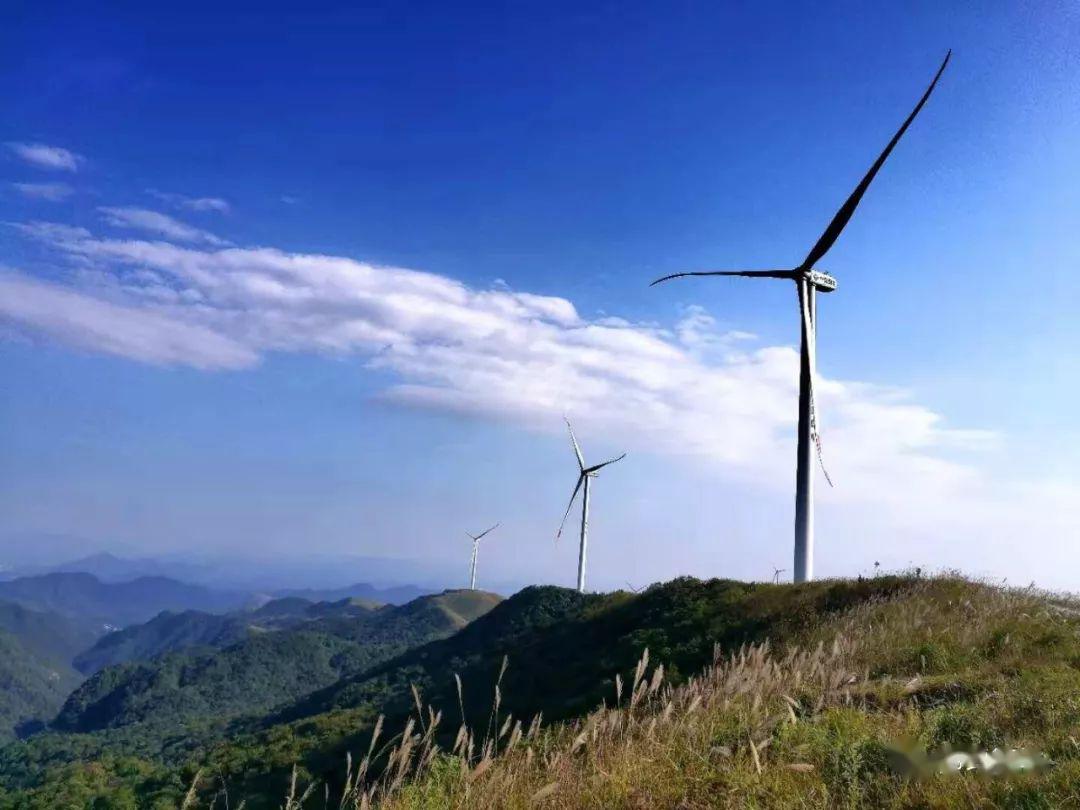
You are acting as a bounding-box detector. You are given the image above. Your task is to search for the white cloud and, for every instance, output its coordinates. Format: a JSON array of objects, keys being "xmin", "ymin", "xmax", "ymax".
[
  {"xmin": 4, "ymin": 221, "xmax": 989, "ymax": 493},
  {"xmin": 97, "ymin": 207, "xmax": 229, "ymax": 246},
  {"xmin": 5, "ymin": 142, "xmax": 83, "ymax": 172},
  {"xmin": 147, "ymin": 189, "xmax": 231, "ymax": 214},
  {"xmin": 9, "ymin": 182, "xmax": 75, "ymax": 201}
]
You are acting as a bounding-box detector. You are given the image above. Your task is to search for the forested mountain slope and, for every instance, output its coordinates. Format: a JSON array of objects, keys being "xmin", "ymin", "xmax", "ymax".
[
  {"xmin": 72, "ymin": 610, "xmax": 249, "ymax": 675},
  {"xmin": 53, "ymin": 589, "xmax": 502, "ymax": 735},
  {"xmin": 73, "ymin": 595, "xmax": 387, "ymax": 674},
  {"xmin": 0, "ymin": 633, "xmax": 80, "ymax": 742},
  {"xmin": 0, "ymin": 602, "xmax": 97, "ymax": 740},
  {"xmin": 0, "ymin": 602, "xmax": 97, "ymax": 672}
]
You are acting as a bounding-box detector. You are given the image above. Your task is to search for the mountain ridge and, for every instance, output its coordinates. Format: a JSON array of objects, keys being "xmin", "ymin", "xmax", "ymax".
[
  {"xmin": 0, "ymin": 572, "xmax": 253, "ymax": 629},
  {"xmin": 52, "ymin": 589, "xmax": 502, "ymax": 737}
]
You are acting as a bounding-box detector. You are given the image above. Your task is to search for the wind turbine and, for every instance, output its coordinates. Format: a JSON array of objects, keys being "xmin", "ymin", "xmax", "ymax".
[
  {"xmin": 465, "ymin": 523, "xmax": 499, "ymax": 590},
  {"xmin": 651, "ymin": 52, "xmax": 951, "ymax": 584},
  {"xmin": 772, "ymin": 567, "xmax": 787, "ymax": 584},
  {"xmin": 556, "ymin": 418, "xmax": 626, "ymax": 593}
]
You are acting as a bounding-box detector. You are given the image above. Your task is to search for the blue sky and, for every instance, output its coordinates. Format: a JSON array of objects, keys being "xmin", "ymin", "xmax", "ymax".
[{"xmin": 1, "ymin": 2, "xmax": 1079, "ymax": 591}]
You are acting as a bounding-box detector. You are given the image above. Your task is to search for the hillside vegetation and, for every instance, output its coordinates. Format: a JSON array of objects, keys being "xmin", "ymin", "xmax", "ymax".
[
  {"xmin": 0, "ymin": 602, "xmax": 99, "ymax": 668},
  {"xmin": 0, "ymin": 588, "xmax": 502, "ymax": 792},
  {"xmin": 0, "ymin": 603, "xmax": 98, "ymax": 740},
  {"xmin": 72, "ymin": 596, "xmax": 385, "ymax": 674},
  {"xmin": 0, "ymin": 578, "xmax": 417, "ymax": 741},
  {"xmin": 72, "ymin": 611, "xmax": 249, "ymax": 675},
  {"xmin": 350, "ymin": 576, "xmax": 1080, "ymax": 809},
  {"xmin": 0, "ymin": 633, "xmax": 79, "ymax": 743},
  {"xmin": 54, "ymin": 590, "xmax": 501, "ymax": 735},
  {"xmin": 2, "ymin": 575, "xmax": 1079, "ymax": 808}
]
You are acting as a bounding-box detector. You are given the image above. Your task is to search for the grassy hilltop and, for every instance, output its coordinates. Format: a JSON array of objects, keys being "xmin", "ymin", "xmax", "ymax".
[{"xmin": 2, "ymin": 575, "xmax": 1080, "ymax": 808}]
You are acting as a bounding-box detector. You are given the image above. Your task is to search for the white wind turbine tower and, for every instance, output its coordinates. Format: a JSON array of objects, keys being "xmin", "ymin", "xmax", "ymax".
[
  {"xmin": 651, "ymin": 52, "xmax": 951, "ymax": 584},
  {"xmin": 465, "ymin": 523, "xmax": 499, "ymax": 590},
  {"xmin": 556, "ymin": 418, "xmax": 627, "ymax": 593}
]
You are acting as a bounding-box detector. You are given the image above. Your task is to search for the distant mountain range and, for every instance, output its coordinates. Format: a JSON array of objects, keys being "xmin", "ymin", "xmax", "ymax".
[
  {"xmin": 0, "ymin": 546, "xmax": 465, "ymax": 595},
  {"xmin": 2, "ymin": 553, "xmax": 442, "ymax": 610},
  {"xmin": 0, "ymin": 572, "xmax": 252, "ymax": 631},
  {"xmin": 0, "ymin": 571, "xmax": 255, "ymax": 740},
  {"xmin": 36, "ymin": 552, "xmax": 210, "ymax": 584}
]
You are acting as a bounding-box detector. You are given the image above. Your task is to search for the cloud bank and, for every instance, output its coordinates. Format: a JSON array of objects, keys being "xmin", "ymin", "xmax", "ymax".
[
  {"xmin": 2, "ymin": 216, "xmax": 1077, "ymax": 585},
  {"xmin": 1, "ymin": 220, "xmax": 991, "ymax": 499}
]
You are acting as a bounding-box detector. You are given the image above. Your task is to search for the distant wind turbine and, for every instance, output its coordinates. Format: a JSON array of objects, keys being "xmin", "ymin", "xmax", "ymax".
[
  {"xmin": 651, "ymin": 51, "xmax": 951, "ymax": 584},
  {"xmin": 773, "ymin": 567, "xmax": 787, "ymax": 584},
  {"xmin": 556, "ymin": 418, "xmax": 626, "ymax": 593},
  {"xmin": 465, "ymin": 523, "xmax": 499, "ymax": 590}
]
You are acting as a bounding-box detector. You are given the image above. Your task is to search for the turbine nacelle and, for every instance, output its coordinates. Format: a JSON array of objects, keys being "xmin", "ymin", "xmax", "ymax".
[
  {"xmin": 805, "ymin": 270, "xmax": 837, "ymax": 293},
  {"xmin": 466, "ymin": 523, "xmax": 500, "ymax": 543}
]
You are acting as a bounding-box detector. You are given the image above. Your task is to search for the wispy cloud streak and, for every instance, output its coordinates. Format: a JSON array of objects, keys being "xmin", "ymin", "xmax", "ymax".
[
  {"xmin": 5, "ymin": 142, "xmax": 83, "ymax": 172},
  {"xmin": 97, "ymin": 207, "xmax": 229, "ymax": 246},
  {"xmin": 9, "ymin": 182, "xmax": 74, "ymax": 201},
  {"xmin": 147, "ymin": 189, "xmax": 231, "ymax": 214}
]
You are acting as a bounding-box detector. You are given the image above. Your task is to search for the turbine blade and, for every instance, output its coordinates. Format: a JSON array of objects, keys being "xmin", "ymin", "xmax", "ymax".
[
  {"xmin": 556, "ymin": 474, "xmax": 585, "ymax": 540},
  {"xmin": 800, "ymin": 50, "xmax": 951, "ymax": 271},
  {"xmin": 812, "ymin": 400, "xmax": 834, "ymax": 488},
  {"xmin": 584, "ymin": 452, "xmax": 627, "ymax": 474},
  {"xmin": 474, "ymin": 522, "xmax": 500, "ymax": 541},
  {"xmin": 564, "ymin": 417, "xmax": 585, "ymax": 471},
  {"xmin": 649, "ymin": 270, "xmax": 793, "ymax": 287},
  {"xmin": 800, "ymin": 289, "xmax": 834, "ymax": 488}
]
